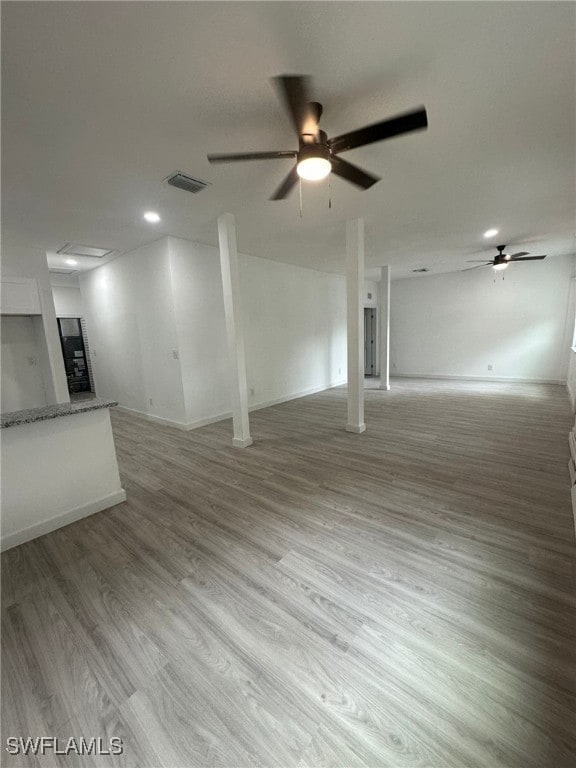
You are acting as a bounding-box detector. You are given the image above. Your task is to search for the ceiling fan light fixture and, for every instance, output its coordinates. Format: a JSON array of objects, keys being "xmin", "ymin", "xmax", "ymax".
[
  {"xmin": 493, "ymin": 262, "xmax": 508, "ymax": 271},
  {"xmin": 297, "ymin": 156, "xmax": 331, "ymax": 181},
  {"xmin": 296, "ymin": 143, "xmax": 331, "ymax": 181}
]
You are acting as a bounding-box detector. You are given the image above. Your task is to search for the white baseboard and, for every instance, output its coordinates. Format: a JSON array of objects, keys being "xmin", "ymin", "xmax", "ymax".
[
  {"xmin": 1, "ymin": 489, "xmax": 127, "ymax": 552},
  {"xmin": 182, "ymin": 411, "xmax": 233, "ymax": 430},
  {"xmin": 392, "ymin": 373, "xmax": 566, "ymax": 385},
  {"xmin": 114, "ymin": 406, "xmax": 234, "ymax": 432},
  {"xmin": 113, "ymin": 406, "xmax": 192, "ymax": 430},
  {"xmin": 249, "ymin": 379, "xmax": 347, "ymax": 413},
  {"xmin": 114, "ymin": 379, "xmax": 348, "ymax": 433}
]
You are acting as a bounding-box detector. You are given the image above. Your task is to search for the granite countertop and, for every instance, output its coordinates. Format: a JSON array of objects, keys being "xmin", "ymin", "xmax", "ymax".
[{"xmin": 1, "ymin": 398, "xmax": 118, "ymax": 429}]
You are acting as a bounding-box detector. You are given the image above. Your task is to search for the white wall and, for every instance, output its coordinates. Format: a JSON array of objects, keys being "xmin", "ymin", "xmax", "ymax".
[
  {"xmin": 81, "ymin": 235, "xmax": 347, "ymax": 428},
  {"xmin": 167, "ymin": 237, "xmax": 231, "ymax": 426},
  {"xmin": 239, "ymin": 250, "xmax": 347, "ymax": 409},
  {"xmin": 51, "ymin": 274, "xmax": 84, "ymax": 317},
  {"xmin": 80, "ymin": 239, "xmax": 187, "ymax": 425},
  {"xmin": 390, "ymin": 254, "xmax": 576, "ymax": 383},
  {"xmin": 1, "ymin": 316, "xmax": 48, "ymax": 412},
  {"xmin": 565, "ymin": 277, "xmax": 576, "ymax": 411},
  {"xmin": 364, "ymin": 281, "xmax": 378, "ymax": 309},
  {"xmin": 1, "ymin": 246, "xmax": 69, "ymax": 404},
  {"xmin": 169, "ymin": 236, "xmax": 346, "ymax": 424}
]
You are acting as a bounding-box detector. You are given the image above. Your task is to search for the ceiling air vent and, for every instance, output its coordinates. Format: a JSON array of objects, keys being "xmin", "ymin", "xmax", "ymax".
[
  {"xmin": 165, "ymin": 171, "xmax": 209, "ymax": 195},
  {"xmin": 412, "ymin": 268, "xmax": 429, "ymax": 273},
  {"xmin": 49, "ymin": 268, "xmax": 77, "ymax": 275}
]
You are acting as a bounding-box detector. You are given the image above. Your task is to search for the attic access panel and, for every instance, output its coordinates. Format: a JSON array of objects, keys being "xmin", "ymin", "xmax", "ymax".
[{"xmin": 57, "ymin": 244, "xmax": 114, "ymax": 259}]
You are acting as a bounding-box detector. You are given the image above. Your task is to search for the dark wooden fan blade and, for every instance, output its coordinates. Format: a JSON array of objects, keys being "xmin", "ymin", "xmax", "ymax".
[
  {"xmin": 207, "ymin": 150, "xmax": 297, "ymax": 164},
  {"xmin": 273, "ymin": 75, "xmax": 317, "ymax": 138},
  {"xmin": 331, "ymin": 156, "xmax": 380, "ymax": 190},
  {"xmin": 329, "ymin": 107, "xmax": 428, "ymax": 154},
  {"xmin": 270, "ymin": 165, "xmax": 299, "ymax": 200},
  {"xmin": 508, "ymin": 251, "xmax": 529, "ymax": 258},
  {"xmin": 461, "ymin": 263, "xmax": 491, "ymax": 271},
  {"xmin": 467, "ymin": 260, "xmax": 494, "ymax": 263},
  {"xmin": 510, "ymin": 255, "xmax": 546, "ymax": 261}
]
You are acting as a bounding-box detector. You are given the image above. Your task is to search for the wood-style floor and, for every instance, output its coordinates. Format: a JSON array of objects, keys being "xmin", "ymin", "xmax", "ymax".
[{"xmin": 2, "ymin": 378, "xmax": 576, "ymax": 767}]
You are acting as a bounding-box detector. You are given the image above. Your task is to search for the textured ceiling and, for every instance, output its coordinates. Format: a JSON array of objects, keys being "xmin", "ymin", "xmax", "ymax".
[{"xmin": 2, "ymin": 2, "xmax": 575, "ymax": 278}]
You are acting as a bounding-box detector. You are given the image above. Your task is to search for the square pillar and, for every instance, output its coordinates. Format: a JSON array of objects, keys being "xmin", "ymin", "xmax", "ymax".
[
  {"xmin": 346, "ymin": 219, "xmax": 366, "ymax": 434},
  {"xmin": 217, "ymin": 213, "xmax": 252, "ymax": 448}
]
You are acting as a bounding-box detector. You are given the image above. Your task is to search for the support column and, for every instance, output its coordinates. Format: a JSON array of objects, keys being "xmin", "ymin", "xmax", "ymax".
[
  {"xmin": 346, "ymin": 218, "xmax": 366, "ymax": 433},
  {"xmin": 217, "ymin": 213, "xmax": 252, "ymax": 448},
  {"xmin": 378, "ymin": 265, "xmax": 391, "ymax": 390}
]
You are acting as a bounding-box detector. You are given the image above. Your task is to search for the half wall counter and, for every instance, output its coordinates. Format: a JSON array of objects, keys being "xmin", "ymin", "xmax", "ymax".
[{"xmin": 1, "ymin": 398, "xmax": 126, "ymax": 550}]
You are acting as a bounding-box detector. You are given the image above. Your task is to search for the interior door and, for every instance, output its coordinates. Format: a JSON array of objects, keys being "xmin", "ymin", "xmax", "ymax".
[
  {"xmin": 57, "ymin": 317, "xmax": 92, "ymax": 394},
  {"xmin": 364, "ymin": 308, "xmax": 376, "ymax": 376}
]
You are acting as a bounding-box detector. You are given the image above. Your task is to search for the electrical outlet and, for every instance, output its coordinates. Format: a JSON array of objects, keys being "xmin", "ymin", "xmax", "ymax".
[
  {"xmin": 149, "ymin": 398, "xmax": 153, "ymax": 406},
  {"xmin": 27, "ymin": 356, "xmax": 37, "ymax": 366},
  {"xmin": 172, "ymin": 349, "xmax": 179, "ymax": 360},
  {"xmin": 249, "ymin": 387, "xmax": 255, "ymax": 397},
  {"xmin": 488, "ymin": 364, "xmax": 493, "ymax": 371}
]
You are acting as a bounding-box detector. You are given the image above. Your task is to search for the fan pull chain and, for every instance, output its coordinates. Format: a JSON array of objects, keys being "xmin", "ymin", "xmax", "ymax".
[
  {"xmin": 299, "ymin": 177, "xmax": 303, "ymax": 219},
  {"xmin": 328, "ymin": 175, "xmax": 332, "ymax": 209}
]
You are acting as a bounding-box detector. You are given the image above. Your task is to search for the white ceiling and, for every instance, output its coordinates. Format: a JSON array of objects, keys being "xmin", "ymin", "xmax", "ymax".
[{"xmin": 2, "ymin": 2, "xmax": 575, "ymax": 279}]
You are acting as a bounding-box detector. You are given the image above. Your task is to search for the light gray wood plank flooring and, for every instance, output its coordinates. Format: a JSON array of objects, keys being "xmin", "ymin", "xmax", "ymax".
[{"xmin": 2, "ymin": 378, "xmax": 576, "ymax": 767}]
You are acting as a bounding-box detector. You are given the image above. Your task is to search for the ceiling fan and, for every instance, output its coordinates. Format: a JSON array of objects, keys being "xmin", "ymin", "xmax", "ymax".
[
  {"xmin": 207, "ymin": 75, "xmax": 428, "ymax": 200},
  {"xmin": 463, "ymin": 244, "xmax": 547, "ymax": 272}
]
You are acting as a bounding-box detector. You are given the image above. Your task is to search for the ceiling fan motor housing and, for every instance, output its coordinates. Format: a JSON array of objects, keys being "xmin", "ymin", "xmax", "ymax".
[{"xmin": 297, "ymin": 141, "xmax": 332, "ymax": 166}]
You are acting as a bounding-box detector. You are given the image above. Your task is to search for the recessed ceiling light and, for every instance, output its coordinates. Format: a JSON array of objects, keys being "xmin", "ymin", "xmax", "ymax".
[
  {"xmin": 484, "ymin": 228, "xmax": 499, "ymax": 238},
  {"xmin": 144, "ymin": 211, "xmax": 161, "ymax": 223},
  {"xmin": 65, "ymin": 259, "xmax": 78, "ymax": 266}
]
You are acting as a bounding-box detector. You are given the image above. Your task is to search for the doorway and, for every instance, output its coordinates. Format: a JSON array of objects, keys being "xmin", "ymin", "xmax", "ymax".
[
  {"xmin": 364, "ymin": 307, "xmax": 376, "ymax": 376},
  {"xmin": 57, "ymin": 317, "xmax": 93, "ymax": 395}
]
